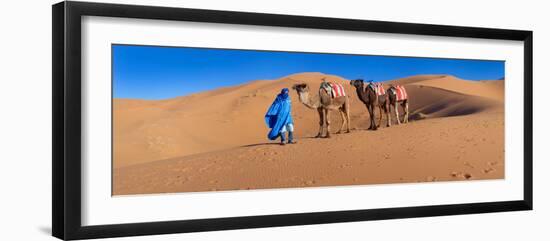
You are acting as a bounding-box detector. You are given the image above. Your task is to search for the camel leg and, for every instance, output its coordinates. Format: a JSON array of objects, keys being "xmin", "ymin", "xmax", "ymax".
[
  {"xmin": 336, "ymin": 109, "xmax": 346, "ymax": 134},
  {"xmin": 403, "ymin": 101, "xmax": 409, "ymax": 123},
  {"xmin": 366, "ymin": 105, "xmax": 373, "ymax": 130},
  {"xmin": 406, "ymin": 102, "xmax": 410, "ymax": 123},
  {"xmin": 395, "ymin": 104, "xmax": 401, "ymax": 125},
  {"xmin": 386, "ymin": 104, "xmax": 391, "ymax": 127},
  {"xmin": 371, "ymin": 105, "xmax": 378, "ymax": 130},
  {"xmin": 378, "ymin": 105, "xmax": 383, "ymax": 128},
  {"xmin": 315, "ymin": 108, "xmax": 324, "ymax": 138},
  {"xmin": 325, "ymin": 109, "xmax": 331, "ymax": 138},
  {"xmin": 368, "ymin": 105, "xmax": 377, "ymax": 130},
  {"xmin": 345, "ymin": 102, "xmax": 351, "ymax": 133}
]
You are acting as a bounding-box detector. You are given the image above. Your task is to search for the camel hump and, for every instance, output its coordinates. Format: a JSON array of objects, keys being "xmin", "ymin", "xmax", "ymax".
[
  {"xmin": 389, "ymin": 85, "xmax": 408, "ymax": 101},
  {"xmin": 368, "ymin": 82, "xmax": 386, "ymax": 96},
  {"xmin": 329, "ymin": 83, "xmax": 346, "ymax": 98},
  {"xmin": 320, "ymin": 82, "xmax": 346, "ymax": 98}
]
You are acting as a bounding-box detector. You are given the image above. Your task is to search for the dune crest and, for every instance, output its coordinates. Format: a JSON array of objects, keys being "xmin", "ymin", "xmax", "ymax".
[{"xmin": 408, "ymin": 75, "xmax": 504, "ymax": 101}]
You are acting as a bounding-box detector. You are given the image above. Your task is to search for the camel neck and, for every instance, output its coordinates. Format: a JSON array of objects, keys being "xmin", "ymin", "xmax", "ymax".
[
  {"xmin": 354, "ymin": 85, "xmax": 368, "ymax": 103},
  {"xmin": 298, "ymin": 92, "xmax": 319, "ymax": 109}
]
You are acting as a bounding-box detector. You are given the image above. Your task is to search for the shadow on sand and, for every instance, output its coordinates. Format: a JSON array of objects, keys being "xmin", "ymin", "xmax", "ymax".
[
  {"xmin": 241, "ymin": 143, "xmax": 283, "ymax": 147},
  {"xmin": 241, "ymin": 131, "xmax": 366, "ymax": 148}
]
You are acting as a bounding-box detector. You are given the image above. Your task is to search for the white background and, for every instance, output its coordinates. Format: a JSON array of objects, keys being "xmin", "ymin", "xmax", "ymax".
[{"xmin": 0, "ymin": 0, "xmax": 547, "ymax": 240}]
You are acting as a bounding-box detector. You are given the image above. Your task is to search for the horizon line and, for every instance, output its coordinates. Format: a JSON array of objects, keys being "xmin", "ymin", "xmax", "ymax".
[{"xmin": 113, "ymin": 72, "xmax": 504, "ymax": 101}]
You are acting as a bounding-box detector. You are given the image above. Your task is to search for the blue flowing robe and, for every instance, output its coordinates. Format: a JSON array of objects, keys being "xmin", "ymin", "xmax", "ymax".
[{"xmin": 265, "ymin": 92, "xmax": 294, "ymax": 140}]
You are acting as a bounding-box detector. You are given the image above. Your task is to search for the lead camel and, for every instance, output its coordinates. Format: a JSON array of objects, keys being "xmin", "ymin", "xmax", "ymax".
[{"xmin": 292, "ymin": 82, "xmax": 351, "ymax": 138}]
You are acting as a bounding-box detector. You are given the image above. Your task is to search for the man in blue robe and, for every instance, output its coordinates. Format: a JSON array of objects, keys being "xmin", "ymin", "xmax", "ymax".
[{"xmin": 265, "ymin": 88, "xmax": 296, "ymax": 145}]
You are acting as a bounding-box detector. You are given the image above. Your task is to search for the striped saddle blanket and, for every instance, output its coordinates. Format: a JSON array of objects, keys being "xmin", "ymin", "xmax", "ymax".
[
  {"xmin": 389, "ymin": 85, "xmax": 408, "ymax": 101},
  {"xmin": 329, "ymin": 83, "xmax": 346, "ymax": 98},
  {"xmin": 368, "ymin": 83, "xmax": 386, "ymax": 96}
]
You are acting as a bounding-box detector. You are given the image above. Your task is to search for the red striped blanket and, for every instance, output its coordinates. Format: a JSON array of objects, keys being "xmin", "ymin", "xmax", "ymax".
[
  {"xmin": 330, "ymin": 83, "xmax": 346, "ymax": 98},
  {"xmin": 390, "ymin": 85, "xmax": 408, "ymax": 101},
  {"xmin": 368, "ymin": 83, "xmax": 386, "ymax": 96}
]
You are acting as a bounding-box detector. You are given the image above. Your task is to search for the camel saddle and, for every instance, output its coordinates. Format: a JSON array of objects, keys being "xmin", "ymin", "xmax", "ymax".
[
  {"xmin": 389, "ymin": 85, "xmax": 408, "ymax": 101},
  {"xmin": 320, "ymin": 82, "xmax": 346, "ymax": 98},
  {"xmin": 367, "ymin": 82, "xmax": 386, "ymax": 96}
]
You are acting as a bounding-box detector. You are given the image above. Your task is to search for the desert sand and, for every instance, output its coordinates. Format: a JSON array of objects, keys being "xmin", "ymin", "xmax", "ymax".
[{"xmin": 113, "ymin": 73, "xmax": 504, "ymax": 195}]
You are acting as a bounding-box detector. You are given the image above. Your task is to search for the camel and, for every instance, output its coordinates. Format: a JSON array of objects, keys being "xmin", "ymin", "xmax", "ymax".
[
  {"xmin": 349, "ymin": 79, "xmax": 391, "ymax": 130},
  {"xmin": 291, "ymin": 83, "xmax": 351, "ymax": 138},
  {"xmin": 387, "ymin": 85, "xmax": 410, "ymax": 124}
]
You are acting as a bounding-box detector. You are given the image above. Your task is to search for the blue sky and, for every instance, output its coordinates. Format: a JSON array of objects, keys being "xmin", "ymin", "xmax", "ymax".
[{"xmin": 113, "ymin": 44, "xmax": 504, "ymax": 100}]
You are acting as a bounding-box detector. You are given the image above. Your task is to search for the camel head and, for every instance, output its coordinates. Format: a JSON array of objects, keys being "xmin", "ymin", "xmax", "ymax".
[
  {"xmin": 350, "ymin": 79, "xmax": 365, "ymax": 89},
  {"xmin": 292, "ymin": 83, "xmax": 310, "ymax": 94},
  {"xmin": 292, "ymin": 83, "xmax": 317, "ymax": 108}
]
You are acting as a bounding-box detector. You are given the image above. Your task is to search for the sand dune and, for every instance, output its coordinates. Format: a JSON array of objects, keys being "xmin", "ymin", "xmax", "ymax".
[
  {"xmin": 114, "ymin": 112, "xmax": 504, "ymax": 195},
  {"xmin": 113, "ymin": 72, "xmax": 504, "ymax": 195},
  {"xmin": 411, "ymin": 75, "xmax": 504, "ymax": 100},
  {"xmin": 113, "ymin": 72, "xmax": 353, "ymax": 167}
]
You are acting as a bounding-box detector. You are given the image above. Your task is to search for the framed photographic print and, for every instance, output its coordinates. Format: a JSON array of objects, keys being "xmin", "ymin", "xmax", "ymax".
[{"xmin": 52, "ymin": 1, "xmax": 533, "ymax": 240}]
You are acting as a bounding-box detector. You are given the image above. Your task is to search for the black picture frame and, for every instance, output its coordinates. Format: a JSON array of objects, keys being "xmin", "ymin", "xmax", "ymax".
[{"xmin": 52, "ymin": 1, "xmax": 533, "ymax": 240}]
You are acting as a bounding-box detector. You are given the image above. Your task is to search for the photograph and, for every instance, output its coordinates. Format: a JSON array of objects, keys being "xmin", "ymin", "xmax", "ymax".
[
  {"xmin": 0, "ymin": 0, "xmax": 541, "ymax": 239},
  {"xmin": 112, "ymin": 44, "xmax": 505, "ymax": 195}
]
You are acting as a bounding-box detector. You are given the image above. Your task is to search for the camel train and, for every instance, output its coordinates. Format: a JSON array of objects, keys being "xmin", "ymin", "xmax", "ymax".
[{"xmin": 292, "ymin": 78, "xmax": 408, "ymax": 138}]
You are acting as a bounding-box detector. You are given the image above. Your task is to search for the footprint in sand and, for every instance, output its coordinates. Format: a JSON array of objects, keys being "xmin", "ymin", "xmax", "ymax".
[
  {"xmin": 339, "ymin": 163, "xmax": 352, "ymax": 169},
  {"xmin": 450, "ymin": 172, "xmax": 472, "ymax": 179},
  {"xmin": 463, "ymin": 162, "xmax": 474, "ymax": 169}
]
